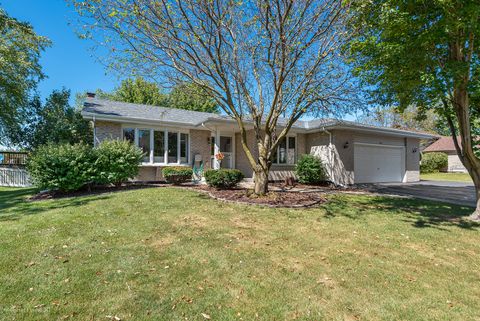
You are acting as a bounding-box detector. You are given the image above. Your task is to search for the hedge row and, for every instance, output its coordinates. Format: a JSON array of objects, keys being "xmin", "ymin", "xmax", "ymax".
[
  {"xmin": 27, "ymin": 140, "xmax": 143, "ymax": 192},
  {"xmin": 420, "ymin": 152, "xmax": 448, "ymax": 173},
  {"xmin": 204, "ymin": 169, "xmax": 244, "ymax": 189}
]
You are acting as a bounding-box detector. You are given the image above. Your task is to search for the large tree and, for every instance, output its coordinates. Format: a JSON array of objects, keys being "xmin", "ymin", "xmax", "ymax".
[
  {"xmin": 347, "ymin": 0, "xmax": 480, "ymax": 219},
  {"xmin": 11, "ymin": 89, "xmax": 93, "ymax": 150},
  {"xmin": 72, "ymin": 0, "xmax": 357, "ymax": 194},
  {"xmin": 0, "ymin": 7, "xmax": 50, "ymax": 145}
]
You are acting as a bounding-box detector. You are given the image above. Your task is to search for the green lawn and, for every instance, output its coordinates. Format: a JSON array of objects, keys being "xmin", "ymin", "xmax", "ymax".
[
  {"xmin": 1, "ymin": 186, "xmax": 479, "ymax": 320},
  {"xmin": 421, "ymin": 172, "xmax": 473, "ymax": 182}
]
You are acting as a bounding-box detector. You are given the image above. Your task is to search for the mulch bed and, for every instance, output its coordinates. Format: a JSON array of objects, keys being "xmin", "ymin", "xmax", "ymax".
[{"xmin": 191, "ymin": 186, "xmax": 327, "ymax": 208}]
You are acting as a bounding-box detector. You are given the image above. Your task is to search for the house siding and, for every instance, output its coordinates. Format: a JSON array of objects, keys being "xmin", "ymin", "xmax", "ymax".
[
  {"xmin": 235, "ymin": 130, "xmax": 306, "ymax": 180},
  {"xmin": 306, "ymin": 130, "xmax": 420, "ymax": 184},
  {"xmin": 93, "ymin": 120, "xmax": 422, "ymax": 184},
  {"xmin": 447, "ymin": 153, "xmax": 467, "ymax": 172},
  {"xmin": 405, "ymin": 137, "xmax": 420, "ymax": 181},
  {"xmin": 190, "ymin": 129, "xmax": 213, "ymax": 171},
  {"xmin": 94, "ymin": 121, "xmax": 122, "ymax": 146}
]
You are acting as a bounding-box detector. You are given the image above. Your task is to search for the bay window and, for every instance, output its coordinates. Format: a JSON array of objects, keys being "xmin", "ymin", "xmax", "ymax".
[
  {"xmin": 123, "ymin": 128, "xmax": 135, "ymax": 144},
  {"xmin": 168, "ymin": 132, "xmax": 178, "ymax": 163},
  {"xmin": 180, "ymin": 133, "xmax": 189, "ymax": 163},
  {"xmin": 153, "ymin": 131, "xmax": 165, "ymax": 163},
  {"xmin": 138, "ymin": 129, "xmax": 151, "ymax": 163},
  {"xmin": 123, "ymin": 127, "xmax": 189, "ymax": 165}
]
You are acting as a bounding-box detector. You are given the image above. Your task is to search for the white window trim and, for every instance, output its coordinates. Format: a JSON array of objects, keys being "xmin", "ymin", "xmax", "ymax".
[
  {"xmin": 122, "ymin": 125, "xmax": 190, "ymax": 166},
  {"xmin": 273, "ymin": 135, "xmax": 297, "ymax": 166}
]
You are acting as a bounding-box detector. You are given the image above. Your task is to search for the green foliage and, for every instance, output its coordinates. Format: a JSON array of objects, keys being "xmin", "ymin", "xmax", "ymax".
[
  {"xmin": 346, "ymin": 0, "xmax": 480, "ymax": 152},
  {"xmin": 10, "ymin": 89, "xmax": 93, "ymax": 150},
  {"xmin": 94, "ymin": 140, "xmax": 143, "ymax": 186},
  {"xmin": 0, "ymin": 8, "xmax": 51, "ymax": 144},
  {"xmin": 81, "ymin": 78, "xmax": 218, "ymax": 113},
  {"xmin": 295, "ymin": 154, "xmax": 328, "ymax": 184},
  {"xmin": 168, "ymin": 83, "xmax": 218, "ymax": 113},
  {"xmin": 204, "ymin": 169, "xmax": 244, "ymax": 189},
  {"xmin": 420, "ymin": 152, "xmax": 448, "ymax": 174},
  {"xmin": 27, "ymin": 140, "xmax": 142, "ymax": 192},
  {"xmin": 109, "ymin": 77, "xmax": 169, "ymax": 106},
  {"xmin": 162, "ymin": 166, "xmax": 193, "ymax": 184},
  {"xmin": 27, "ymin": 143, "xmax": 96, "ymax": 192}
]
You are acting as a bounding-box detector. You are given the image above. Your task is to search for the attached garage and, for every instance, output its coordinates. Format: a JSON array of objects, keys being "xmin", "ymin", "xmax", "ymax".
[{"xmin": 354, "ymin": 143, "xmax": 405, "ymax": 183}]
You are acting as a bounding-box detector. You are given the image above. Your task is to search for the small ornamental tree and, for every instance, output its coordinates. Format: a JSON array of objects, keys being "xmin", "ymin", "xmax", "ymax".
[{"xmin": 71, "ymin": 0, "xmax": 360, "ymax": 195}]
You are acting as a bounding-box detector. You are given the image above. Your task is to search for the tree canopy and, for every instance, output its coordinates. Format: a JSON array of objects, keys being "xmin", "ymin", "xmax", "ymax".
[
  {"xmin": 11, "ymin": 89, "xmax": 93, "ymax": 150},
  {"xmin": 72, "ymin": 0, "xmax": 359, "ymax": 194},
  {"xmin": 78, "ymin": 77, "xmax": 218, "ymax": 113},
  {"xmin": 0, "ymin": 7, "xmax": 50, "ymax": 144},
  {"xmin": 346, "ymin": 0, "xmax": 480, "ymax": 218}
]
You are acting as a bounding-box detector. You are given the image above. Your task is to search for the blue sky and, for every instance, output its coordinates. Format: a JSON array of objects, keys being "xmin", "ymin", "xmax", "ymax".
[{"xmin": 2, "ymin": 0, "xmax": 118, "ymax": 102}]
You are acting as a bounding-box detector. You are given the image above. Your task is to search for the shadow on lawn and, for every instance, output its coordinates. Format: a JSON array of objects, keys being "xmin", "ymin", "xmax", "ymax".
[
  {"xmin": 323, "ymin": 195, "xmax": 479, "ymax": 230},
  {"xmin": 0, "ymin": 187, "xmax": 110, "ymax": 222}
]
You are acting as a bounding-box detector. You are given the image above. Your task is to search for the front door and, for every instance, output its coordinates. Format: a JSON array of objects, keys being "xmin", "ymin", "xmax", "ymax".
[
  {"xmin": 211, "ymin": 135, "xmax": 233, "ymax": 169},
  {"xmin": 219, "ymin": 136, "xmax": 233, "ymax": 169}
]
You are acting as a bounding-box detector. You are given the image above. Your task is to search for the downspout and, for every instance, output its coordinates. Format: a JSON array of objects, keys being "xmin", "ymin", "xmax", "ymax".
[{"xmin": 93, "ymin": 115, "xmax": 96, "ymax": 147}]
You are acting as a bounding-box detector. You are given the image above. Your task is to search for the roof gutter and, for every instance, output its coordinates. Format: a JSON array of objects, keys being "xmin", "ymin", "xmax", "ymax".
[{"xmin": 81, "ymin": 111, "xmax": 202, "ymax": 128}]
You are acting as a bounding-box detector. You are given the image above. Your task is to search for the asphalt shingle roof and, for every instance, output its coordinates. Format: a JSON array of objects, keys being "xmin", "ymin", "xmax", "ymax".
[
  {"xmin": 81, "ymin": 97, "xmax": 436, "ymax": 138},
  {"xmin": 82, "ymin": 98, "xmax": 228, "ymax": 126},
  {"xmin": 424, "ymin": 136, "xmax": 461, "ymax": 152}
]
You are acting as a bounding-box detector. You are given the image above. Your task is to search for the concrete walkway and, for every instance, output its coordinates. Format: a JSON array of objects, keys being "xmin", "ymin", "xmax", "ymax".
[{"xmin": 366, "ymin": 180, "xmax": 476, "ymax": 207}]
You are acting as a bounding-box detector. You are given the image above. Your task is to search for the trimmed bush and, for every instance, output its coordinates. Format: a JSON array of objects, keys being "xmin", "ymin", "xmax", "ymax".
[
  {"xmin": 27, "ymin": 143, "xmax": 96, "ymax": 192},
  {"xmin": 162, "ymin": 166, "xmax": 193, "ymax": 184},
  {"xmin": 421, "ymin": 152, "xmax": 448, "ymax": 173},
  {"xmin": 295, "ymin": 154, "xmax": 328, "ymax": 184},
  {"xmin": 94, "ymin": 140, "xmax": 143, "ymax": 186},
  {"xmin": 204, "ymin": 169, "xmax": 244, "ymax": 189},
  {"xmin": 27, "ymin": 140, "xmax": 143, "ymax": 192}
]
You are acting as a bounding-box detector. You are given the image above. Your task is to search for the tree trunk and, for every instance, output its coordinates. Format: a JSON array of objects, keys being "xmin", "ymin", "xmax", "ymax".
[
  {"xmin": 470, "ymin": 177, "xmax": 480, "ymax": 221},
  {"xmin": 254, "ymin": 169, "xmax": 269, "ymax": 195}
]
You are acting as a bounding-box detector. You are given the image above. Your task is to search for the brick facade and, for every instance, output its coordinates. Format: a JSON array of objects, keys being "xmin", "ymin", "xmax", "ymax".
[{"xmin": 94, "ymin": 121, "xmax": 122, "ymax": 146}]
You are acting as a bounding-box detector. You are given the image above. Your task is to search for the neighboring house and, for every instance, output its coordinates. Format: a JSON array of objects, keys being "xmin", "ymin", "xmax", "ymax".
[
  {"xmin": 81, "ymin": 95, "xmax": 436, "ymax": 185},
  {"xmin": 423, "ymin": 136, "xmax": 468, "ymax": 173}
]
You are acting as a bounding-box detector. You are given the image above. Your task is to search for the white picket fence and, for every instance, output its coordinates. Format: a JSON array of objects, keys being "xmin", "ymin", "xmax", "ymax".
[{"xmin": 0, "ymin": 167, "xmax": 32, "ymax": 187}]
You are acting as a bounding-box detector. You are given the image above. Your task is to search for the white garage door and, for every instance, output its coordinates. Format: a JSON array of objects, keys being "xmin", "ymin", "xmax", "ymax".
[{"xmin": 354, "ymin": 143, "xmax": 405, "ymax": 183}]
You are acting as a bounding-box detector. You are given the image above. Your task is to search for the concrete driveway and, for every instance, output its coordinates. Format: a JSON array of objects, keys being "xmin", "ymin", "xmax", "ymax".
[{"xmin": 366, "ymin": 180, "xmax": 476, "ymax": 207}]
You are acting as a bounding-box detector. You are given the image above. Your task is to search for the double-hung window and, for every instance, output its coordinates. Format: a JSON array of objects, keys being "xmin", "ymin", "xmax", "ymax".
[
  {"xmin": 272, "ymin": 136, "xmax": 296, "ymax": 165},
  {"xmin": 123, "ymin": 127, "xmax": 189, "ymax": 165}
]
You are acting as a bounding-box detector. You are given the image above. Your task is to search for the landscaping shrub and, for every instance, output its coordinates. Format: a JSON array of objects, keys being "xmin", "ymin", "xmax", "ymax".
[
  {"xmin": 162, "ymin": 166, "xmax": 193, "ymax": 184},
  {"xmin": 27, "ymin": 140, "xmax": 143, "ymax": 192},
  {"xmin": 204, "ymin": 169, "xmax": 244, "ymax": 189},
  {"xmin": 27, "ymin": 143, "xmax": 96, "ymax": 192},
  {"xmin": 94, "ymin": 140, "xmax": 143, "ymax": 186},
  {"xmin": 421, "ymin": 152, "xmax": 448, "ymax": 173},
  {"xmin": 295, "ymin": 154, "xmax": 328, "ymax": 184}
]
